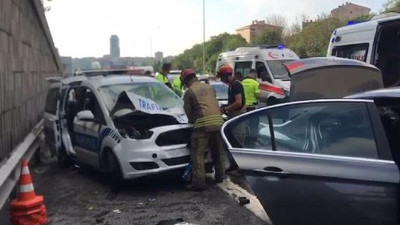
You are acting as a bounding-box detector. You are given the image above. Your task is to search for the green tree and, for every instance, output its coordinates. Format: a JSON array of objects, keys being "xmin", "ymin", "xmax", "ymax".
[
  {"xmin": 286, "ymin": 17, "xmax": 346, "ymax": 58},
  {"xmin": 251, "ymin": 30, "xmax": 283, "ymax": 46},
  {"xmin": 172, "ymin": 33, "xmax": 247, "ymax": 74},
  {"xmin": 224, "ymin": 35, "xmax": 247, "ymax": 50},
  {"xmin": 384, "ymin": 0, "xmax": 400, "ymax": 12}
]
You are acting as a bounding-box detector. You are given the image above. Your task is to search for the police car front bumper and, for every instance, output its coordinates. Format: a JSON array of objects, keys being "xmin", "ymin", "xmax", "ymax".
[{"xmin": 115, "ymin": 124, "xmax": 192, "ymax": 179}]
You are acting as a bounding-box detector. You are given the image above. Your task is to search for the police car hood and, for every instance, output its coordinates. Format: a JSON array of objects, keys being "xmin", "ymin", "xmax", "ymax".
[
  {"xmin": 284, "ymin": 57, "xmax": 383, "ymax": 101},
  {"xmin": 110, "ymin": 91, "xmax": 188, "ymax": 128}
]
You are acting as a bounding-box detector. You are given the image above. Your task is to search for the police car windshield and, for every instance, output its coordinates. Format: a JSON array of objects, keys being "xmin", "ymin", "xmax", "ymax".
[
  {"xmin": 99, "ymin": 82, "xmax": 183, "ymax": 112},
  {"xmin": 267, "ymin": 60, "xmax": 292, "ymax": 80}
]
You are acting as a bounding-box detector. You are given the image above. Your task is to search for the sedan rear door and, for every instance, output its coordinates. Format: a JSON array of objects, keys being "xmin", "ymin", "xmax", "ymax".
[{"xmin": 222, "ymin": 99, "xmax": 399, "ymax": 225}]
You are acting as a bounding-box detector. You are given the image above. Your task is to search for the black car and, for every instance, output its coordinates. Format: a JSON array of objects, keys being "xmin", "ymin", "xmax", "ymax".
[{"xmin": 221, "ymin": 58, "xmax": 399, "ymax": 225}]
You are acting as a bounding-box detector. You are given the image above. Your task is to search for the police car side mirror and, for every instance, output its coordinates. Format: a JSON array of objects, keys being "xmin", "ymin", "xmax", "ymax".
[{"xmin": 77, "ymin": 110, "xmax": 95, "ymax": 122}]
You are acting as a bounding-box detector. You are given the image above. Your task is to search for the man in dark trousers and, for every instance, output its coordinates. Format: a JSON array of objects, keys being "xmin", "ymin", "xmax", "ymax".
[
  {"xmin": 217, "ymin": 65, "xmax": 246, "ymax": 172},
  {"xmin": 181, "ymin": 69, "xmax": 225, "ymax": 191}
]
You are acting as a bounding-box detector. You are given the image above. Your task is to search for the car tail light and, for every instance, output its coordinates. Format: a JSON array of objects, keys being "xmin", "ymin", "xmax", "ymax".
[{"xmin": 260, "ymin": 83, "xmax": 285, "ymax": 96}]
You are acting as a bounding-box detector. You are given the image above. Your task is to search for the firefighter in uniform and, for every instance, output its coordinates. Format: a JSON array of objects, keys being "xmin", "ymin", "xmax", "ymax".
[
  {"xmin": 217, "ymin": 65, "xmax": 246, "ymax": 119},
  {"xmin": 155, "ymin": 63, "xmax": 172, "ymax": 89},
  {"xmin": 217, "ymin": 65, "xmax": 245, "ymax": 173},
  {"xmin": 181, "ymin": 68, "xmax": 225, "ymax": 191}
]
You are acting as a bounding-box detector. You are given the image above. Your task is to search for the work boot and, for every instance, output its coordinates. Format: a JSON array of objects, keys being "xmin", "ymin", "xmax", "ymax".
[
  {"xmin": 205, "ymin": 162, "xmax": 214, "ymax": 174},
  {"xmin": 215, "ymin": 175, "xmax": 226, "ymax": 184}
]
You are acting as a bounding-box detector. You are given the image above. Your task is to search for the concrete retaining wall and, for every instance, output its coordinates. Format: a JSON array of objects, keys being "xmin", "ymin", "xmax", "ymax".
[{"xmin": 0, "ymin": 0, "xmax": 61, "ymax": 160}]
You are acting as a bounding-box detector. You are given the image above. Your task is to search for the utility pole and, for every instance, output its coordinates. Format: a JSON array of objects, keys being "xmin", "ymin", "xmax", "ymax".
[{"xmin": 202, "ymin": 0, "xmax": 205, "ymax": 74}]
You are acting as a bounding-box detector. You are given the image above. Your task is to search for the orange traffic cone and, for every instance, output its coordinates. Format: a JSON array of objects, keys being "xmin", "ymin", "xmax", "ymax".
[{"xmin": 9, "ymin": 159, "xmax": 47, "ymax": 225}]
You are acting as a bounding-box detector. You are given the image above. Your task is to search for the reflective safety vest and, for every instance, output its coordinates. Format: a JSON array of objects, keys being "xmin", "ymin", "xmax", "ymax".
[
  {"xmin": 155, "ymin": 72, "xmax": 169, "ymax": 84},
  {"xmin": 172, "ymin": 76, "xmax": 183, "ymax": 96},
  {"xmin": 242, "ymin": 78, "xmax": 260, "ymax": 106},
  {"xmin": 194, "ymin": 114, "xmax": 224, "ymax": 130}
]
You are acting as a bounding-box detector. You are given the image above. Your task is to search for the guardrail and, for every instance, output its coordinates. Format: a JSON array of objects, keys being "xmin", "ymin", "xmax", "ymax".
[{"xmin": 0, "ymin": 120, "xmax": 43, "ymax": 209}]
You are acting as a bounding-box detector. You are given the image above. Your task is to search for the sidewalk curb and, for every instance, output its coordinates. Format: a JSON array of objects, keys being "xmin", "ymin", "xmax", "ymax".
[{"xmin": 217, "ymin": 178, "xmax": 272, "ymax": 224}]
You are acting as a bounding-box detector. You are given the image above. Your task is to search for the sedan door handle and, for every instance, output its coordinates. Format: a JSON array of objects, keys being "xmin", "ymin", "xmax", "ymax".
[
  {"xmin": 263, "ymin": 166, "xmax": 284, "ymax": 172},
  {"xmin": 261, "ymin": 166, "xmax": 290, "ymax": 178}
]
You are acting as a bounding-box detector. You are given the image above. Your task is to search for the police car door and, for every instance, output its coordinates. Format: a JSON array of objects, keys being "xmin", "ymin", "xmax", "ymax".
[
  {"xmin": 73, "ymin": 87, "xmax": 106, "ymax": 168},
  {"xmin": 43, "ymin": 83, "xmax": 62, "ymax": 156}
]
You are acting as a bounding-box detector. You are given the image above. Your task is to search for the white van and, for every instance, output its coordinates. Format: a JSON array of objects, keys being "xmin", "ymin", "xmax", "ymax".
[
  {"xmin": 327, "ymin": 13, "xmax": 400, "ymax": 87},
  {"xmin": 217, "ymin": 45, "xmax": 300, "ymax": 105},
  {"xmin": 44, "ymin": 71, "xmax": 191, "ymax": 180}
]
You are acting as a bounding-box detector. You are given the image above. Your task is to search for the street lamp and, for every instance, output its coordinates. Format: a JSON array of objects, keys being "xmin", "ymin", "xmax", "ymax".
[{"xmin": 202, "ymin": 0, "xmax": 205, "ymax": 74}]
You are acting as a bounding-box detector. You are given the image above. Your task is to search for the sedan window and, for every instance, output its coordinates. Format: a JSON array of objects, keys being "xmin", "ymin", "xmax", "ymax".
[
  {"xmin": 226, "ymin": 111, "xmax": 272, "ymax": 150},
  {"xmin": 225, "ymin": 102, "xmax": 379, "ymax": 159},
  {"xmin": 269, "ymin": 103, "xmax": 378, "ymax": 159}
]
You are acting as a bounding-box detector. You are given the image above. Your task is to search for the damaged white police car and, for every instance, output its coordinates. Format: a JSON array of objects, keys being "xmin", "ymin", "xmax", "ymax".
[{"xmin": 44, "ymin": 70, "xmax": 191, "ymax": 179}]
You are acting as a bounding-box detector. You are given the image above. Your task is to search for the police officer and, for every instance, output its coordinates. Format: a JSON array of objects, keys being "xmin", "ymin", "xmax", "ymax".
[
  {"xmin": 181, "ymin": 68, "xmax": 225, "ymax": 191},
  {"xmin": 242, "ymin": 69, "xmax": 261, "ymax": 145},
  {"xmin": 172, "ymin": 75, "xmax": 183, "ymax": 96},
  {"xmin": 242, "ymin": 69, "xmax": 260, "ymax": 111},
  {"xmin": 155, "ymin": 63, "xmax": 172, "ymax": 89}
]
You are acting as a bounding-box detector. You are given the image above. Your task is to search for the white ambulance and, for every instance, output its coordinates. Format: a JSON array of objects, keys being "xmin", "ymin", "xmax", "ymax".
[
  {"xmin": 327, "ymin": 13, "xmax": 400, "ymax": 87},
  {"xmin": 216, "ymin": 45, "xmax": 300, "ymax": 105}
]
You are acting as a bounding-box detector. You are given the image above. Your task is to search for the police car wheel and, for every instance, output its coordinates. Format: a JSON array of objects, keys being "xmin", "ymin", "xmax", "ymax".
[
  {"xmin": 57, "ymin": 145, "xmax": 71, "ymax": 168},
  {"xmin": 103, "ymin": 150, "xmax": 123, "ymax": 181}
]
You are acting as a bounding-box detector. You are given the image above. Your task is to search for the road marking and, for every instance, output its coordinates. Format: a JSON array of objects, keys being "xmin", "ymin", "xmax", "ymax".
[{"xmin": 217, "ymin": 178, "xmax": 272, "ymax": 224}]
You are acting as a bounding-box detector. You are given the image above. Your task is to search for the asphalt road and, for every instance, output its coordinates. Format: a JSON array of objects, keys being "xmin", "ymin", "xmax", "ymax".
[{"xmin": 15, "ymin": 158, "xmax": 268, "ymax": 225}]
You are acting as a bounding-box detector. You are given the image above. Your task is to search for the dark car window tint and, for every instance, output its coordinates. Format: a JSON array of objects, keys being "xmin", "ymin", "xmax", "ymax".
[
  {"xmin": 235, "ymin": 61, "xmax": 252, "ymax": 78},
  {"xmin": 45, "ymin": 88, "xmax": 59, "ymax": 115},
  {"xmin": 256, "ymin": 61, "xmax": 271, "ymax": 82},
  {"xmin": 225, "ymin": 110, "xmax": 272, "ymax": 150},
  {"xmin": 332, "ymin": 43, "xmax": 369, "ymax": 62},
  {"xmin": 269, "ymin": 102, "xmax": 378, "ymax": 159},
  {"xmin": 374, "ymin": 99, "xmax": 400, "ymax": 163}
]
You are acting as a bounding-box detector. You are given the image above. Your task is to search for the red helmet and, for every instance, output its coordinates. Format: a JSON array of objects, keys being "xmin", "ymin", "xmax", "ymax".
[
  {"xmin": 217, "ymin": 65, "xmax": 233, "ymax": 77},
  {"xmin": 180, "ymin": 68, "xmax": 196, "ymax": 82}
]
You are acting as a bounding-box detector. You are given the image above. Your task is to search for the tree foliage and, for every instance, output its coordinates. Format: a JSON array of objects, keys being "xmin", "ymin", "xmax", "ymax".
[
  {"xmin": 285, "ymin": 17, "xmax": 346, "ymax": 58},
  {"xmin": 251, "ymin": 30, "xmax": 283, "ymax": 46},
  {"xmin": 266, "ymin": 14, "xmax": 287, "ymax": 29},
  {"xmin": 384, "ymin": 0, "xmax": 400, "ymax": 12},
  {"xmin": 172, "ymin": 33, "xmax": 247, "ymax": 73}
]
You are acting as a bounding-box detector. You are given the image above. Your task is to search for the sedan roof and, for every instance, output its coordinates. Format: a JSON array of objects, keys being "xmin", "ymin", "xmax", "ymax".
[{"xmin": 346, "ymin": 87, "xmax": 400, "ymax": 99}]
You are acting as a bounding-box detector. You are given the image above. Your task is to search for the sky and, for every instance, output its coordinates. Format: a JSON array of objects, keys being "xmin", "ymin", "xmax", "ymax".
[{"xmin": 44, "ymin": 0, "xmax": 385, "ymax": 58}]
